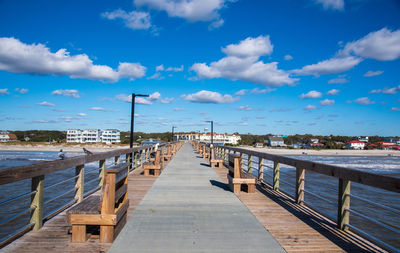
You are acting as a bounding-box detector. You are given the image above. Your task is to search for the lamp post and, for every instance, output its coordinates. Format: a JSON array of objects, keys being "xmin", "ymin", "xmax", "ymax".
[
  {"xmin": 130, "ymin": 93, "xmax": 149, "ymax": 148},
  {"xmin": 171, "ymin": 126, "xmax": 177, "ymax": 142},
  {"xmin": 205, "ymin": 121, "xmax": 214, "ymax": 145}
]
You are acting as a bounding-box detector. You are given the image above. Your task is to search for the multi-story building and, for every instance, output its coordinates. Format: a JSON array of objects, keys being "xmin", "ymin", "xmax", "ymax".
[
  {"xmin": 67, "ymin": 129, "xmax": 116, "ymax": 144},
  {"xmin": 174, "ymin": 132, "xmax": 241, "ymax": 145},
  {"xmin": 266, "ymin": 136, "xmax": 285, "ymax": 147},
  {"xmin": 346, "ymin": 140, "xmax": 365, "ymax": 150},
  {"xmin": 0, "ymin": 131, "xmax": 17, "ymax": 142},
  {"xmin": 101, "ymin": 129, "xmax": 120, "ymax": 144}
]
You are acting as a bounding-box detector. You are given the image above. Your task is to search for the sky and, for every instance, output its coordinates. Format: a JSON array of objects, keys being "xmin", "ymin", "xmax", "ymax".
[{"xmin": 0, "ymin": 0, "xmax": 399, "ymax": 136}]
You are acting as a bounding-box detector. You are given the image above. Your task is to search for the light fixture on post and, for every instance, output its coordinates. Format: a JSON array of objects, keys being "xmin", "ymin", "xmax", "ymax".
[
  {"xmin": 130, "ymin": 93, "xmax": 149, "ymax": 148},
  {"xmin": 171, "ymin": 126, "xmax": 177, "ymax": 142},
  {"xmin": 205, "ymin": 121, "xmax": 214, "ymax": 145}
]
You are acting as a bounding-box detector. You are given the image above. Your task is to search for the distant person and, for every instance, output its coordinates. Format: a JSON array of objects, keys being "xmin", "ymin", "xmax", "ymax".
[
  {"xmin": 83, "ymin": 148, "xmax": 93, "ymax": 155},
  {"xmin": 58, "ymin": 149, "xmax": 65, "ymax": 160}
]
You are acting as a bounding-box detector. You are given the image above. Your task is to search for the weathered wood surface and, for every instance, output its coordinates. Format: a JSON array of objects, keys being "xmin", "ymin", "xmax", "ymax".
[
  {"xmin": 212, "ymin": 164, "xmax": 386, "ymax": 253},
  {"xmin": 1, "ymin": 168, "xmax": 157, "ymax": 253},
  {"xmin": 219, "ymin": 146, "xmax": 400, "ymax": 193}
]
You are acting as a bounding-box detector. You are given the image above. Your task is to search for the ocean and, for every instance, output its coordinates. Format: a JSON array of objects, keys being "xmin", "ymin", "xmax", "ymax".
[{"xmin": 0, "ymin": 151, "xmax": 399, "ymax": 249}]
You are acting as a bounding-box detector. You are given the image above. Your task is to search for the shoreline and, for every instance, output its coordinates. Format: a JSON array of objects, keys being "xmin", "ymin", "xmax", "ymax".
[{"xmin": 1, "ymin": 143, "xmax": 399, "ymax": 157}]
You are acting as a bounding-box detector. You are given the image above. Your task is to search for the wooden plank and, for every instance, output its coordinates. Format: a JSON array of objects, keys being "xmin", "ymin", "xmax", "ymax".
[
  {"xmin": 69, "ymin": 214, "xmax": 116, "ymax": 225},
  {"xmin": 115, "ymin": 184, "xmax": 127, "ymax": 202},
  {"xmin": 232, "ymin": 178, "xmax": 256, "ymax": 184},
  {"xmin": 105, "ymin": 163, "xmax": 129, "ymax": 174},
  {"xmin": 115, "ymin": 200, "xmax": 129, "ymax": 222}
]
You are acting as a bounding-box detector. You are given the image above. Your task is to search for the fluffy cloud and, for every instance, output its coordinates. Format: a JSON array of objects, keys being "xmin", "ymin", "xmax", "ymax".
[
  {"xmin": 51, "ymin": 89, "xmax": 80, "ymax": 98},
  {"xmin": 235, "ymin": 89, "xmax": 248, "ymax": 96},
  {"xmin": 353, "ymin": 97, "xmax": 375, "ymax": 105},
  {"xmin": 300, "ymin": 90, "xmax": 322, "ymax": 99},
  {"xmin": 37, "ymin": 101, "xmax": 54, "ymax": 107},
  {"xmin": 101, "ymin": 9, "xmax": 152, "ymax": 30},
  {"xmin": 134, "ymin": 0, "xmax": 233, "ymax": 27},
  {"xmin": 250, "ymin": 88, "xmax": 276, "ymax": 94},
  {"xmin": 304, "ymin": 105, "xmax": 317, "ymax": 111},
  {"xmin": 237, "ymin": 105, "xmax": 253, "ymax": 111},
  {"xmin": 293, "ymin": 56, "xmax": 362, "ymax": 76},
  {"xmin": 339, "ymin": 28, "xmax": 400, "ymax": 61},
  {"xmin": 0, "ymin": 37, "xmax": 146, "ymax": 82},
  {"xmin": 391, "ymin": 107, "xmax": 400, "ymax": 111},
  {"xmin": 364, "ymin": 70, "xmax": 383, "ymax": 77},
  {"xmin": 320, "ymin": 99, "xmax": 335, "ymax": 106},
  {"xmin": 181, "ymin": 90, "xmax": 238, "ymax": 104},
  {"xmin": 160, "ymin": 97, "xmax": 175, "ymax": 104},
  {"xmin": 0, "ymin": 88, "xmax": 9, "ymax": 95},
  {"xmin": 15, "ymin": 88, "xmax": 28, "ymax": 94},
  {"xmin": 147, "ymin": 72, "xmax": 164, "ymax": 80},
  {"xmin": 314, "ymin": 0, "xmax": 344, "ymax": 10},
  {"xmin": 284, "ymin": 54, "xmax": 293, "ymax": 60},
  {"xmin": 77, "ymin": 113, "xmax": 87, "ymax": 117},
  {"xmin": 191, "ymin": 36, "xmax": 297, "ymax": 87},
  {"xmin": 370, "ymin": 85, "xmax": 400, "ymax": 95},
  {"xmin": 326, "ymin": 89, "xmax": 340, "ymax": 95}
]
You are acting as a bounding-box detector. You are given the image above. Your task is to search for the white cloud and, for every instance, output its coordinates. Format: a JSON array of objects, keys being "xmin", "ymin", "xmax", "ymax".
[
  {"xmin": 293, "ymin": 56, "xmax": 362, "ymax": 76},
  {"xmin": 37, "ymin": 101, "xmax": 54, "ymax": 107},
  {"xmin": 354, "ymin": 97, "xmax": 375, "ymax": 105},
  {"xmin": 51, "ymin": 89, "xmax": 80, "ymax": 98},
  {"xmin": 0, "ymin": 37, "xmax": 146, "ymax": 82},
  {"xmin": 147, "ymin": 72, "xmax": 164, "ymax": 80},
  {"xmin": 89, "ymin": 107, "xmax": 107, "ymax": 111},
  {"xmin": 391, "ymin": 107, "xmax": 400, "ymax": 111},
  {"xmin": 304, "ymin": 105, "xmax": 317, "ymax": 111},
  {"xmin": 156, "ymin": 64, "xmax": 164, "ymax": 71},
  {"xmin": 250, "ymin": 87, "xmax": 276, "ymax": 94},
  {"xmin": 181, "ymin": 90, "xmax": 238, "ymax": 104},
  {"xmin": 327, "ymin": 89, "xmax": 340, "ymax": 95},
  {"xmin": 208, "ymin": 19, "xmax": 224, "ymax": 30},
  {"xmin": 33, "ymin": 120, "xmax": 58, "ymax": 123},
  {"xmin": 134, "ymin": 0, "xmax": 233, "ymax": 26},
  {"xmin": 221, "ymin": 35, "xmax": 273, "ymax": 58},
  {"xmin": 101, "ymin": 9, "xmax": 152, "ymax": 30},
  {"xmin": 77, "ymin": 113, "xmax": 87, "ymax": 117},
  {"xmin": 300, "ymin": 90, "xmax": 322, "ymax": 99},
  {"xmin": 269, "ymin": 107, "xmax": 292, "ymax": 112},
  {"xmin": 160, "ymin": 97, "xmax": 175, "ymax": 104},
  {"xmin": 165, "ymin": 65, "xmax": 184, "ymax": 72},
  {"xmin": 340, "ymin": 28, "xmax": 400, "ymax": 61},
  {"xmin": 148, "ymin": 91, "xmax": 161, "ymax": 101},
  {"xmin": 237, "ymin": 105, "xmax": 253, "ymax": 111},
  {"xmin": 238, "ymin": 122, "xmax": 248, "ymax": 126},
  {"xmin": 15, "ymin": 88, "xmax": 28, "ymax": 94},
  {"xmin": 320, "ymin": 99, "xmax": 335, "ymax": 106},
  {"xmin": 0, "ymin": 88, "xmax": 9, "ymax": 95},
  {"xmin": 235, "ymin": 89, "xmax": 248, "ymax": 96},
  {"xmin": 284, "ymin": 54, "xmax": 293, "ymax": 60},
  {"xmin": 328, "ymin": 77, "xmax": 348, "ymax": 84},
  {"xmin": 364, "ymin": 70, "xmax": 383, "ymax": 77},
  {"xmin": 314, "ymin": 0, "xmax": 344, "ymax": 10},
  {"xmin": 191, "ymin": 36, "xmax": 297, "ymax": 87},
  {"xmin": 370, "ymin": 85, "xmax": 400, "ymax": 95}
]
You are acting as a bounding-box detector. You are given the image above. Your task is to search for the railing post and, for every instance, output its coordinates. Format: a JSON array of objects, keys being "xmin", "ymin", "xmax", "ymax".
[
  {"xmin": 140, "ymin": 150, "xmax": 143, "ymax": 167},
  {"xmin": 126, "ymin": 153, "xmax": 132, "ymax": 174},
  {"xmin": 258, "ymin": 157, "xmax": 264, "ymax": 181},
  {"xmin": 99, "ymin": 159, "xmax": 105, "ymax": 187},
  {"xmin": 248, "ymin": 155, "xmax": 253, "ymax": 173},
  {"xmin": 30, "ymin": 175, "xmax": 44, "ymax": 230},
  {"xmin": 75, "ymin": 165, "xmax": 84, "ymax": 202},
  {"xmin": 239, "ymin": 153, "xmax": 244, "ymax": 171},
  {"xmin": 134, "ymin": 152, "xmax": 138, "ymax": 169},
  {"xmin": 273, "ymin": 161, "xmax": 280, "ymax": 191},
  {"xmin": 295, "ymin": 167, "xmax": 305, "ymax": 204},
  {"xmin": 115, "ymin": 155, "xmax": 120, "ymax": 165},
  {"xmin": 338, "ymin": 179, "xmax": 351, "ymax": 231}
]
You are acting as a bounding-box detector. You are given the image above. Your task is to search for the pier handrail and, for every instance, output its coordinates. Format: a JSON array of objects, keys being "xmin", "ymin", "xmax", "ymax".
[
  {"xmin": 192, "ymin": 142, "xmax": 400, "ymax": 252},
  {"xmin": 0, "ymin": 142, "xmax": 181, "ymax": 247}
]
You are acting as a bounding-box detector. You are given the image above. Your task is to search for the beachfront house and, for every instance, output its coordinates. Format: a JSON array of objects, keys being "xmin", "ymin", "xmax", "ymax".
[
  {"xmin": 254, "ymin": 142, "xmax": 263, "ymax": 148},
  {"xmin": 346, "ymin": 140, "xmax": 365, "ymax": 150},
  {"xmin": 358, "ymin": 136, "xmax": 369, "ymax": 142},
  {"xmin": 266, "ymin": 136, "xmax": 285, "ymax": 147},
  {"xmin": 308, "ymin": 142, "xmax": 324, "ymax": 148},
  {"xmin": 0, "ymin": 131, "xmax": 17, "ymax": 142},
  {"xmin": 101, "ymin": 129, "xmax": 121, "ymax": 144}
]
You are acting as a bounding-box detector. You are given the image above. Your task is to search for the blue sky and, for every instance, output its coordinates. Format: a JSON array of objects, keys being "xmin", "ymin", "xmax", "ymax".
[{"xmin": 0, "ymin": 0, "xmax": 399, "ymax": 136}]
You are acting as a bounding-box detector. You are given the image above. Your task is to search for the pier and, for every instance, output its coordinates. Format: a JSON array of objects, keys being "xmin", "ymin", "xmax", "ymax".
[{"xmin": 0, "ymin": 142, "xmax": 399, "ymax": 252}]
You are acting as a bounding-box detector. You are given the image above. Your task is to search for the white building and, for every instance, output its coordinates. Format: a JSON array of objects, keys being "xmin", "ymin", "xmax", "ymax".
[
  {"xmin": 67, "ymin": 129, "xmax": 114, "ymax": 143},
  {"xmin": 346, "ymin": 140, "xmax": 365, "ymax": 150},
  {"xmin": 174, "ymin": 132, "xmax": 241, "ymax": 145},
  {"xmin": 101, "ymin": 129, "xmax": 121, "ymax": 144},
  {"xmin": 358, "ymin": 136, "xmax": 369, "ymax": 143},
  {"xmin": 0, "ymin": 131, "xmax": 17, "ymax": 142},
  {"xmin": 266, "ymin": 136, "xmax": 285, "ymax": 147}
]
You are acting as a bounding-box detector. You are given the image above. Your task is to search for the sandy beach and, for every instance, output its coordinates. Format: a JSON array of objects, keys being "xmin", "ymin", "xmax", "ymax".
[{"xmin": 1, "ymin": 143, "xmax": 399, "ymax": 157}]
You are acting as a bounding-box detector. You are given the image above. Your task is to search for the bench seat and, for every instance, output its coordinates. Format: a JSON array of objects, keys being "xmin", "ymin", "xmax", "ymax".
[{"xmin": 225, "ymin": 154, "xmax": 256, "ymax": 194}]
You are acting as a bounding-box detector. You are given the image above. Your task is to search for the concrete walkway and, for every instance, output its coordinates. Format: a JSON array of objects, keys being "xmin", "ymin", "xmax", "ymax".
[{"xmin": 108, "ymin": 143, "xmax": 285, "ymax": 252}]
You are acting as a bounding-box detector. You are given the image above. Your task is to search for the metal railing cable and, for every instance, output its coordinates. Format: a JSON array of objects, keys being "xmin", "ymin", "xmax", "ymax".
[
  {"xmin": 348, "ymin": 194, "xmax": 400, "ymax": 215},
  {"xmin": 0, "ymin": 207, "xmax": 35, "ymax": 227},
  {"xmin": 0, "ymin": 190, "xmax": 37, "ymax": 207}
]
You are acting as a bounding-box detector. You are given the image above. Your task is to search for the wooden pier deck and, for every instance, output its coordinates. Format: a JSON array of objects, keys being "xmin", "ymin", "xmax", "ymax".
[{"xmin": 1, "ymin": 142, "xmax": 388, "ymax": 252}]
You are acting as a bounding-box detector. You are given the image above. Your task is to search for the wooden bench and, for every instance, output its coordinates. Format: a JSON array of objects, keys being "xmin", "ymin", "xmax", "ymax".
[
  {"xmin": 67, "ymin": 163, "xmax": 129, "ymax": 243},
  {"xmin": 225, "ymin": 154, "xmax": 256, "ymax": 194},
  {"xmin": 210, "ymin": 146, "xmax": 223, "ymax": 168},
  {"xmin": 163, "ymin": 145, "xmax": 172, "ymax": 162},
  {"xmin": 143, "ymin": 150, "xmax": 162, "ymax": 176}
]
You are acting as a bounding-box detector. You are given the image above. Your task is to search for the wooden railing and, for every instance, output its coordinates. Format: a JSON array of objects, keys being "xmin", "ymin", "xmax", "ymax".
[
  {"xmin": 0, "ymin": 142, "xmax": 181, "ymax": 247},
  {"xmin": 193, "ymin": 141, "xmax": 400, "ymax": 252}
]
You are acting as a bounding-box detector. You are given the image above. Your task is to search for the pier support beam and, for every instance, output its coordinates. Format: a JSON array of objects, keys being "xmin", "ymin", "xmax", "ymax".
[
  {"xmin": 273, "ymin": 162, "xmax": 280, "ymax": 191},
  {"xmin": 338, "ymin": 179, "xmax": 351, "ymax": 231},
  {"xmin": 296, "ymin": 167, "xmax": 305, "ymax": 205},
  {"xmin": 30, "ymin": 175, "xmax": 44, "ymax": 230}
]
